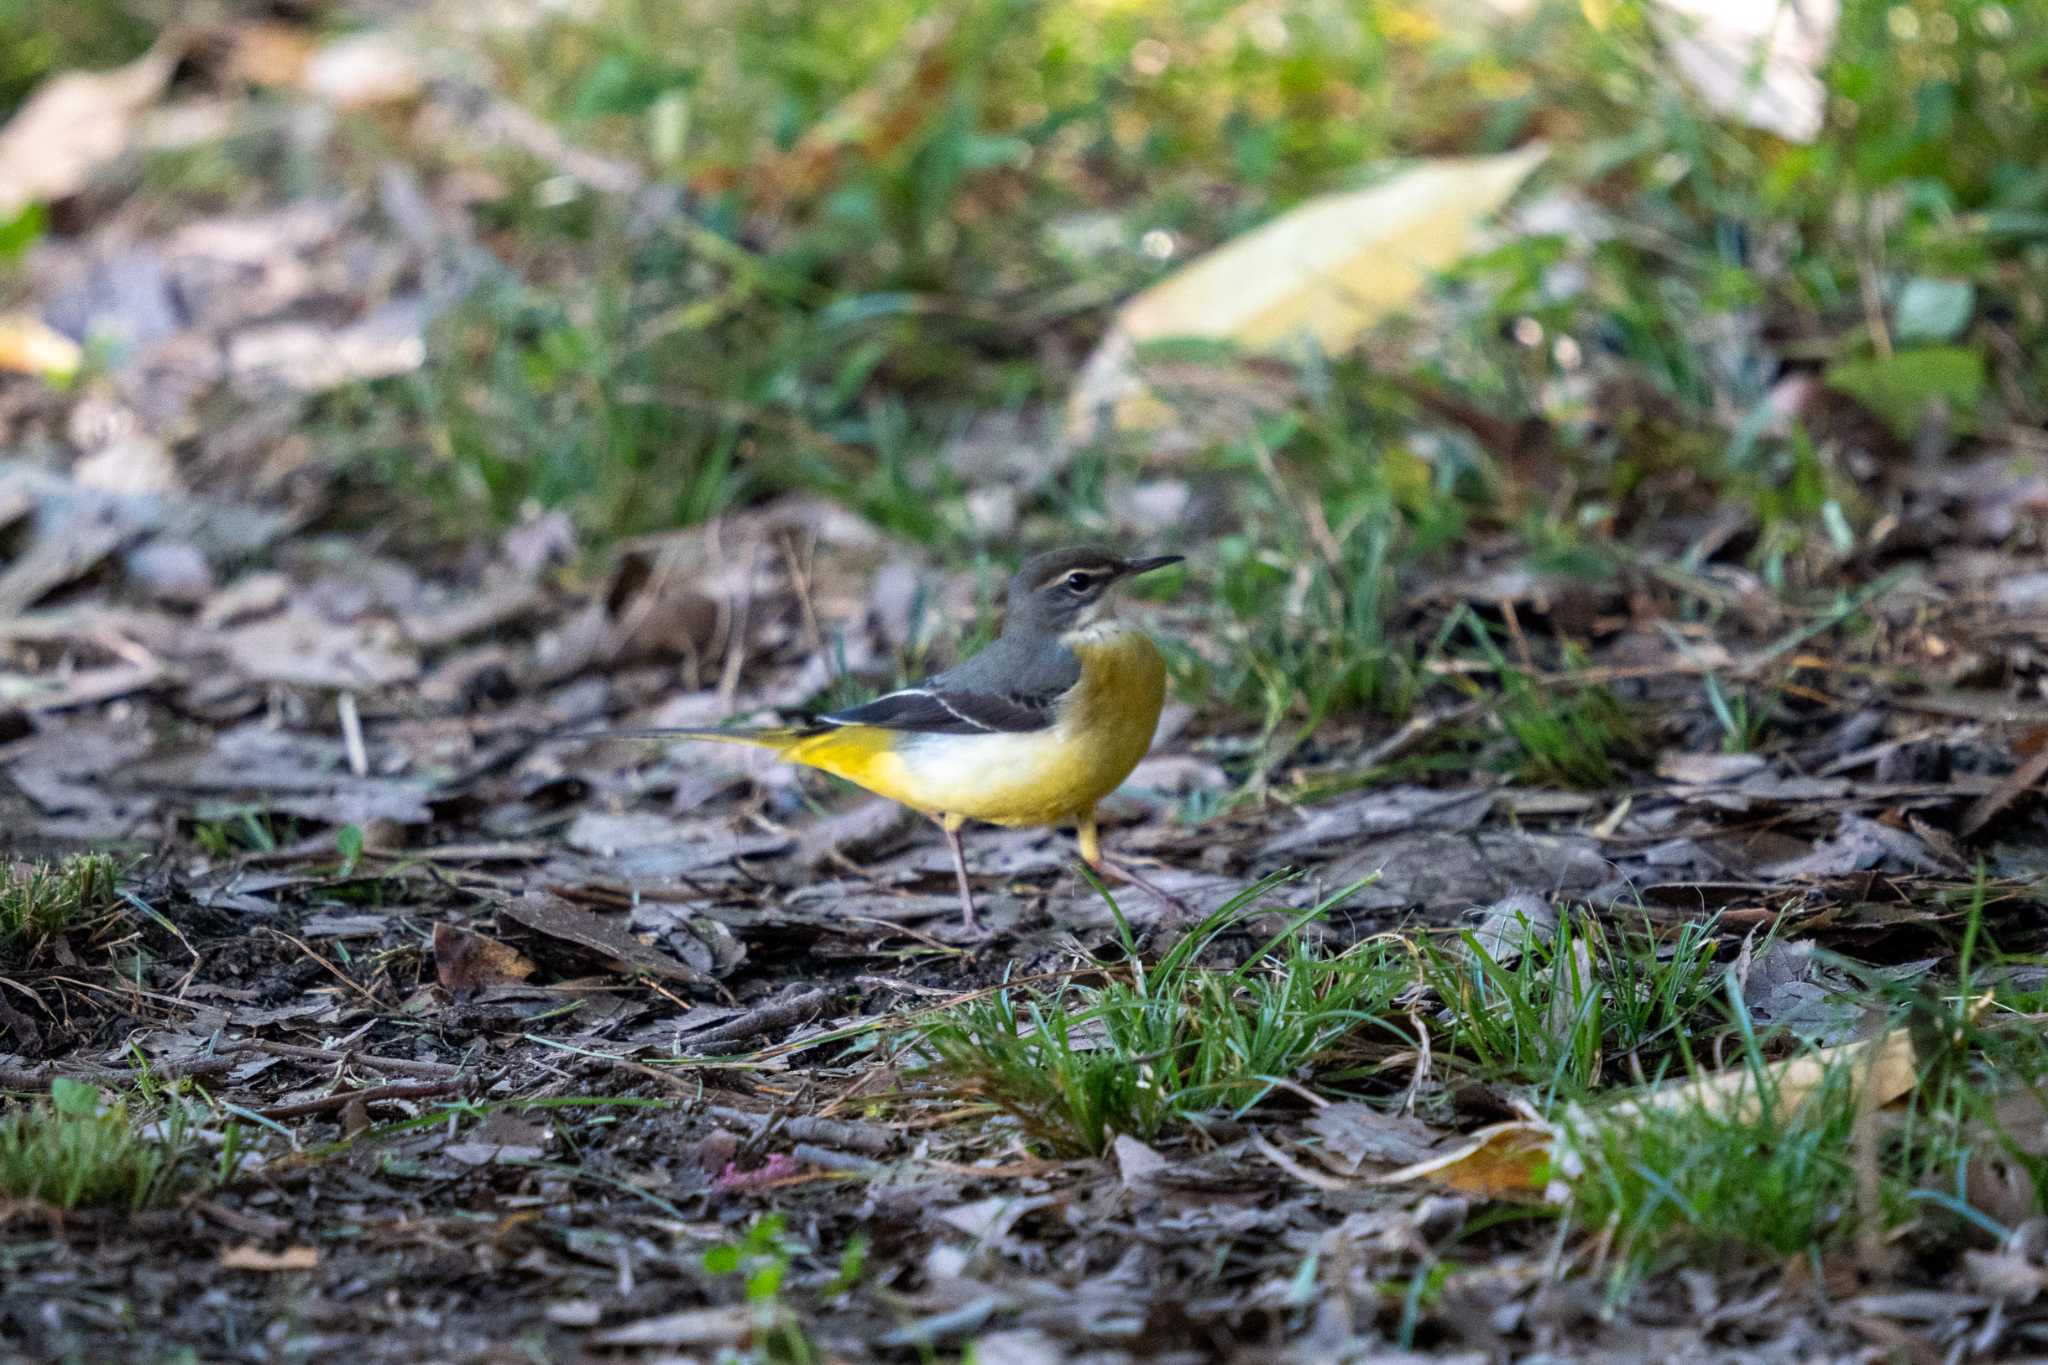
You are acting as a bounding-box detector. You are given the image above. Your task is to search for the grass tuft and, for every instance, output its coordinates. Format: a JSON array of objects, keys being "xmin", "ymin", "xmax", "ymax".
[
  {"xmin": 0, "ymin": 854, "xmax": 121, "ymax": 954},
  {"xmin": 1420, "ymin": 907, "xmax": 1722, "ymax": 1100},
  {"xmin": 1566, "ymin": 1059, "xmax": 1867, "ymax": 1285},
  {"xmin": 0, "ymin": 1078, "xmax": 196, "ymax": 1211},
  {"xmin": 915, "ymin": 872, "xmax": 1408, "ymax": 1155},
  {"xmin": 1449, "ymin": 614, "xmax": 1637, "ymax": 788}
]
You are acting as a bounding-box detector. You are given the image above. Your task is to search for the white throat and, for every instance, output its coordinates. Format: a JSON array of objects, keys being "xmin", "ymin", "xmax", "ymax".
[{"xmin": 1061, "ymin": 615, "xmax": 1134, "ymax": 647}]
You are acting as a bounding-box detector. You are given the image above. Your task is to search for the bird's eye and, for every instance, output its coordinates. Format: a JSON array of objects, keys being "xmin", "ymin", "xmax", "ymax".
[{"xmin": 1063, "ymin": 571, "xmax": 1095, "ymax": 593}]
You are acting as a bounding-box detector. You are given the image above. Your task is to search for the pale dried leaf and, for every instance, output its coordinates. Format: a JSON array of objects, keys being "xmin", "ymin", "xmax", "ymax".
[
  {"xmin": 0, "ymin": 41, "xmax": 180, "ymax": 218},
  {"xmin": 1651, "ymin": 0, "xmax": 1837, "ymax": 143},
  {"xmin": 591, "ymin": 1307, "xmax": 750, "ymax": 1348},
  {"xmin": 300, "ymin": 32, "xmax": 429, "ymax": 109},
  {"xmin": 1308, "ymin": 1102, "xmax": 1445, "ymax": 1174},
  {"xmin": 218, "ymin": 1243, "xmax": 319, "ymax": 1271},
  {"xmin": 218, "ymin": 610, "xmax": 419, "ymax": 690},
  {"xmin": 1066, "ymin": 145, "xmax": 1546, "ymax": 442},
  {"xmin": 0, "ymin": 316, "xmax": 84, "ymax": 380}
]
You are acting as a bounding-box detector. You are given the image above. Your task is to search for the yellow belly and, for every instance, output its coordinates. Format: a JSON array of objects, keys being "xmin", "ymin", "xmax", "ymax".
[{"xmin": 786, "ymin": 624, "xmax": 1167, "ymax": 827}]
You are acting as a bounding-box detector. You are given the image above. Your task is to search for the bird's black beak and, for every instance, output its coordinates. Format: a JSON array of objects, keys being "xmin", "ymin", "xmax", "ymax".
[{"xmin": 1119, "ymin": 554, "xmax": 1184, "ymax": 578}]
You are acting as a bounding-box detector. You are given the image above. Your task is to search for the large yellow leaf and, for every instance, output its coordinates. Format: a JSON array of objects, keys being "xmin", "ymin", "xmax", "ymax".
[
  {"xmin": 1065, "ymin": 143, "xmax": 1547, "ymax": 445},
  {"xmin": 1384, "ymin": 1003, "xmax": 1986, "ymax": 1201}
]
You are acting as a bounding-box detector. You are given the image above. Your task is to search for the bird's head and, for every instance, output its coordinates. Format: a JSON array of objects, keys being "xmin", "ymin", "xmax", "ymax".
[{"xmin": 1005, "ymin": 545, "xmax": 1183, "ymax": 636}]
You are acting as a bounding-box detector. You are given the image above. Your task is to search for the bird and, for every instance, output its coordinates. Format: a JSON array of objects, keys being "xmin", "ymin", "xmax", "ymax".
[{"xmin": 595, "ymin": 546, "xmax": 1184, "ymax": 932}]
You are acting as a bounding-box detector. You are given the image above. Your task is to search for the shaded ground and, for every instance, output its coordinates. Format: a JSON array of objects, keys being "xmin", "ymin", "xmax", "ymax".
[{"xmin": 4, "ymin": 2, "xmax": 2048, "ymax": 1361}]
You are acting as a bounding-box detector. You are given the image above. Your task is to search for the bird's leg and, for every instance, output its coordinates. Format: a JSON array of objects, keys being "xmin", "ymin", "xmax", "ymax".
[
  {"xmin": 938, "ymin": 814, "xmax": 981, "ymax": 934},
  {"xmin": 1076, "ymin": 813, "xmax": 1190, "ymax": 919}
]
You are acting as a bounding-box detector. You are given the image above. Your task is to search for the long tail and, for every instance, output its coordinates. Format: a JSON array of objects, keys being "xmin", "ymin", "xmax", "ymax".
[{"xmin": 570, "ymin": 725, "xmax": 819, "ymax": 753}]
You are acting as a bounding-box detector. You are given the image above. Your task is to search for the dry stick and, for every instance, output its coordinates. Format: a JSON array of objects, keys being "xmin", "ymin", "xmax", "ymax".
[
  {"xmin": 0, "ymin": 989, "xmax": 41, "ymax": 1052},
  {"xmin": 680, "ymin": 987, "xmax": 834, "ymax": 1054},
  {"xmin": 229, "ymin": 1038, "xmax": 460, "ymax": 1080},
  {"xmin": 790, "ymin": 1143, "xmax": 884, "ymax": 1175},
  {"xmin": 338, "ymin": 691, "xmax": 368, "ymax": 779},
  {"xmin": 259, "ymin": 927, "xmax": 387, "ymax": 1011},
  {"xmin": 1960, "ymin": 742, "xmax": 2048, "ymax": 840},
  {"xmin": 253, "ymin": 1076, "xmax": 467, "ymax": 1121},
  {"xmin": 0, "ymin": 1054, "xmax": 239, "ymax": 1089},
  {"xmin": 706, "ymin": 1104, "xmax": 896, "ymax": 1157},
  {"xmin": 776, "ymin": 528, "xmax": 827, "ymax": 657}
]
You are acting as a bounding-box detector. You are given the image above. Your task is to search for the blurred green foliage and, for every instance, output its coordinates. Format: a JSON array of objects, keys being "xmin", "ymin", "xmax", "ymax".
[{"xmin": 0, "ymin": 0, "xmax": 154, "ymax": 118}]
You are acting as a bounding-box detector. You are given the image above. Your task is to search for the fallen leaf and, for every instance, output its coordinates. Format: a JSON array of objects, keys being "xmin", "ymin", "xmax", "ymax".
[
  {"xmin": 1308, "ymin": 1102, "xmax": 1447, "ymax": 1173},
  {"xmin": 1966, "ymin": 1248, "xmax": 2047, "ymax": 1303},
  {"xmin": 1112, "ymin": 1134, "xmax": 1170, "ymax": 1189},
  {"xmin": 219, "ymin": 1243, "xmax": 319, "ymax": 1271},
  {"xmin": 1650, "ymin": 0, "xmax": 1837, "ymax": 143},
  {"xmin": 1826, "ymin": 346, "xmax": 1986, "ymax": 439},
  {"xmin": 1657, "ymin": 750, "xmax": 1768, "ymax": 785},
  {"xmin": 226, "ymin": 301, "xmax": 429, "ymax": 394},
  {"xmin": 299, "ymin": 32, "xmax": 428, "ymax": 109},
  {"xmin": 1066, "ymin": 144, "xmax": 1547, "ymax": 444},
  {"xmin": 1463, "ymin": 892, "xmax": 1557, "ymax": 966},
  {"xmin": 497, "ymin": 891, "xmax": 708, "ymax": 984},
  {"xmin": 1379, "ymin": 1119, "xmax": 1557, "ymax": 1201},
  {"xmin": 444, "ymin": 1111, "xmax": 550, "ymax": 1166},
  {"xmin": 1387, "ymin": 1003, "xmax": 1990, "ymax": 1202},
  {"xmin": 432, "ymin": 923, "xmax": 537, "ymax": 999},
  {"xmin": 1605, "ymin": 997, "xmax": 1990, "ymax": 1129},
  {"xmin": 0, "ymin": 39, "xmax": 182, "ymax": 219},
  {"xmin": 0, "ymin": 316, "xmax": 84, "ymax": 380},
  {"xmin": 217, "ymin": 609, "xmax": 419, "ymax": 690},
  {"xmin": 714, "ymin": 1152, "xmax": 801, "ymax": 1190}
]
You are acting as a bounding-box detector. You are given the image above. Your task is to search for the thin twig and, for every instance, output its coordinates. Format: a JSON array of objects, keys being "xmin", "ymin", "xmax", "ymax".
[
  {"xmin": 230, "ymin": 1038, "xmax": 460, "ymax": 1080},
  {"xmin": 0, "ymin": 1054, "xmax": 238, "ymax": 1090},
  {"xmin": 253, "ymin": 1076, "xmax": 467, "ymax": 1121},
  {"xmin": 680, "ymin": 987, "xmax": 833, "ymax": 1054},
  {"xmin": 338, "ymin": 692, "xmax": 369, "ymax": 778},
  {"xmin": 706, "ymin": 1104, "xmax": 897, "ymax": 1156},
  {"xmin": 259, "ymin": 927, "xmax": 387, "ymax": 1011}
]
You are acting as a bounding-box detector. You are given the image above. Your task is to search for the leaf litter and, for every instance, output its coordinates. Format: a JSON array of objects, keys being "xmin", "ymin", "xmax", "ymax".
[{"xmin": 0, "ymin": 7, "xmax": 2045, "ymax": 1364}]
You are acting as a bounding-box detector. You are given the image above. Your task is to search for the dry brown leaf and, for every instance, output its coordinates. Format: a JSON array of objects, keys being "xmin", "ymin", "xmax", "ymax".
[
  {"xmin": 0, "ymin": 39, "xmax": 182, "ymax": 219},
  {"xmin": 432, "ymin": 923, "xmax": 537, "ymax": 999},
  {"xmin": 1065, "ymin": 144, "xmax": 1547, "ymax": 445},
  {"xmin": 226, "ymin": 22, "xmax": 318, "ymax": 87},
  {"xmin": 1379, "ymin": 1119, "xmax": 1557, "ymax": 1201},
  {"xmin": 219, "ymin": 1243, "xmax": 319, "ymax": 1271},
  {"xmin": 0, "ymin": 317, "xmax": 84, "ymax": 380},
  {"xmin": 497, "ymin": 892, "xmax": 708, "ymax": 984}
]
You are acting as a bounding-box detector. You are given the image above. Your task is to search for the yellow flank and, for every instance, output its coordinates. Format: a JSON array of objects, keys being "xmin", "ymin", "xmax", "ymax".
[{"xmin": 775, "ymin": 621, "xmax": 1167, "ymax": 827}]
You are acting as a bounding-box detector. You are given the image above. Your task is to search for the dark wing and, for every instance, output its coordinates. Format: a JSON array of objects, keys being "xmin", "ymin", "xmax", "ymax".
[{"xmin": 818, "ymin": 685, "xmax": 1061, "ymax": 735}]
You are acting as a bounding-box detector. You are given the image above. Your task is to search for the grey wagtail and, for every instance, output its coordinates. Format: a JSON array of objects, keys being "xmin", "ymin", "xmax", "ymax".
[{"xmin": 607, "ymin": 546, "xmax": 1183, "ymax": 931}]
